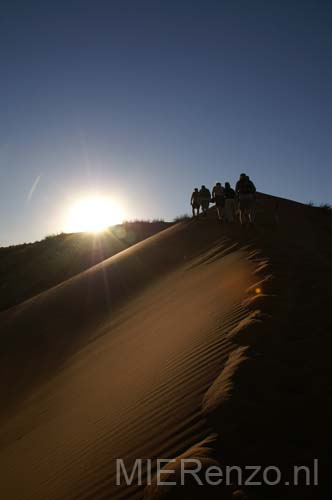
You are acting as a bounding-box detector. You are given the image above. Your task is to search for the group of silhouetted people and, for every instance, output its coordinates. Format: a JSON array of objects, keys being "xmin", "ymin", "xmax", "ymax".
[{"xmin": 190, "ymin": 173, "xmax": 256, "ymax": 225}]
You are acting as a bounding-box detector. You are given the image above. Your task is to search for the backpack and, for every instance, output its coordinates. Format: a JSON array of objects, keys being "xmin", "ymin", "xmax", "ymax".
[
  {"xmin": 200, "ymin": 188, "xmax": 211, "ymax": 199},
  {"xmin": 224, "ymin": 187, "xmax": 235, "ymax": 199},
  {"xmin": 237, "ymin": 179, "xmax": 255, "ymax": 194},
  {"xmin": 213, "ymin": 185, "xmax": 224, "ymax": 197}
]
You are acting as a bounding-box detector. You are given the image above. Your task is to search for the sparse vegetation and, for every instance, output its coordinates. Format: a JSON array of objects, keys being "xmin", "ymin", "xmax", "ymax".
[
  {"xmin": 306, "ymin": 201, "xmax": 332, "ymax": 215},
  {"xmin": 319, "ymin": 203, "xmax": 332, "ymax": 215},
  {"xmin": 173, "ymin": 214, "xmax": 191, "ymax": 222},
  {"xmin": 122, "ymin": 218, "xmax": 165, "ymax": 225}
]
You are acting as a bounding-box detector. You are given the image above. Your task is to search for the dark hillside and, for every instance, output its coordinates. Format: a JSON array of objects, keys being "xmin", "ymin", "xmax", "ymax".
[{"xmin": 0, "ymin": 221, "xmax": 171, "ymax": 312}]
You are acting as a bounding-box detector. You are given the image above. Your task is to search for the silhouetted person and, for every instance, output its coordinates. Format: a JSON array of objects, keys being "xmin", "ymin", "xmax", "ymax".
[
  {"xmin": 212, "ymin": 182, "xmax": 225, "ymax": 220},
  {"xmin": 235, "ymin": 173, "xmax": 256, "ymax": 225},
  {"xmin": 191, "ymin": 188, "xmax": 200, "ymax": 218},
  {"xmin": 224, "ymin": 182, "xmax": 236, "ymax": 222},
  {"xmin": 199, "ymin": 185, "xmax": 211, "ymax": 217}
]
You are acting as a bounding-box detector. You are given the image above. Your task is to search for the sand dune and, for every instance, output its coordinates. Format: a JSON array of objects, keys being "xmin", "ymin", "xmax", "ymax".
[{"xmin": 0, "ymin": 194, "xmax": 331, "ymax": 499}]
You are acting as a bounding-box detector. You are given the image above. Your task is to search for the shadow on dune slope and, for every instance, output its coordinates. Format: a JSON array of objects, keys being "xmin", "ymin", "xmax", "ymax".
[{"xmin": 208, "ymin": 196, "xmax": 332, "ymax": 499}]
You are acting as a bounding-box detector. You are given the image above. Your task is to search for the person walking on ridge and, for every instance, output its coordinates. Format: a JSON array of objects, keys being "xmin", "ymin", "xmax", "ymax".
[
  {"xmin": 223, "ymin": 182, "xmax": 236, "ymax": 222},
  {"xmin": 212, "ymin": 182, "xmax": 225, "ymax": 220},
  {"xmin": 190, "ymin": 188, "xmax": 200, "ymax": 218},
  {"xmin": 199, "ymin": 185, "xmax": 211, "ymax": 217},
  {"xmin": 235, "ymin": 173, "xmax": 256, "ymax": 225}
]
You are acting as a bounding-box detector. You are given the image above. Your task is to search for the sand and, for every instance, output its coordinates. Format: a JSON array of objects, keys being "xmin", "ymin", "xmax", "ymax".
[{"xmin": 0, "ymin": 194, "xmax": 331, "ymax": 499}]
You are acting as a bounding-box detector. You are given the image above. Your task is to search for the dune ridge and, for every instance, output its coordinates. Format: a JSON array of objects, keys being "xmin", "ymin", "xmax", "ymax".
[
  {"xmin": 146, "ymin": 195, "xmax": 332, "ymax": 499},
  {"xmin": 1, "ymin": 194, "xmax": 331, "ymax": 499}
]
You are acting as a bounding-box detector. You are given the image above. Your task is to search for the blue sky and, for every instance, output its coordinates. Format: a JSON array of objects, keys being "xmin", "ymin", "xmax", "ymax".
[{"xmin": 1, "ymin": 0, "xmax": 331, "ymax": 245}]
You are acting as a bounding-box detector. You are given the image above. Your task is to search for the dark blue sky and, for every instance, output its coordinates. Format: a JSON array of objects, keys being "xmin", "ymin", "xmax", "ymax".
[{"xmin": 1, "ymin": 0, "xmax": 331, "ymax": 245}]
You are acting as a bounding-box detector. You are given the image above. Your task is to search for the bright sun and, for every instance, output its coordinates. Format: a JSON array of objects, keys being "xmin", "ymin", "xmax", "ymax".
[{"xmin": 66, "ymin": 195, "xmax": 125, "ymax": 233}]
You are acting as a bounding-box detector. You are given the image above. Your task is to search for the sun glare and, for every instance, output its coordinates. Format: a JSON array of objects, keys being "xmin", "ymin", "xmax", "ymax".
[{"xmin": 66, "ymin": 196, "xmax": 125, "ymax": 233}]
